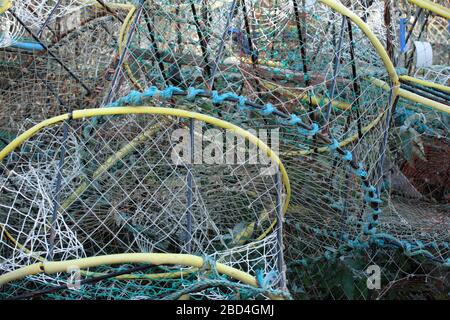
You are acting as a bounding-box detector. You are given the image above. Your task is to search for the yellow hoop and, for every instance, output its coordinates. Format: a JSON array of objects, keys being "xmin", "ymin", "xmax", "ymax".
[
  {"xmin": 0, "ymin": 253, "xmax": 285, "ymax": 299},
  {"xmin": 407, "ymin": 0, "xmax": 450, "ymax": 19}
]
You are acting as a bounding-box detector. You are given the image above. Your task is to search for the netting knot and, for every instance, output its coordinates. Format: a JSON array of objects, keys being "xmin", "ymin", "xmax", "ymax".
[{"xmin": 200, "ymin": 255, "xmax": 219, "ymax": 278}]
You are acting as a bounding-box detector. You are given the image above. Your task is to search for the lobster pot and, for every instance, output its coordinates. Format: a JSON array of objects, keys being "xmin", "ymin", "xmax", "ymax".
[
  {"xmin": 0, "ymin": 110, "xmax": 288, "ymax": 296},
  {"xmin": 12, "ymin": 0, "xmax": 88, "ymax": 29},
  {"xmin": 0, "ymin": 14, "xmax": 120, "ymax": 134}
]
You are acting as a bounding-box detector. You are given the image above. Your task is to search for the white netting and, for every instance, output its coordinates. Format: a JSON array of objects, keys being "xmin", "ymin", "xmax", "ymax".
[
  {"xmin": 0, "ymin": 112, "xmax": 287, "ymax": 295},
  {"xmin": 0, "ymin": 10, "xmax": 24, "ymax": 48},
  {"xmin": 0, "ymin": 13, "xmax": 121, "ymax": 133},
  {"xmin": 13, "ymin": 0, "xmax": 88, "ymax": 28}
]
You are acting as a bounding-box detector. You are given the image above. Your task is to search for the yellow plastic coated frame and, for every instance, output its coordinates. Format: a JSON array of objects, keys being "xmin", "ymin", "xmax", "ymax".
[
  {"xmin": 87, "ymin": 0, "xmax": 145, "ymax": 91},
  {"xmin": 0, "ymin": 0, "xmax": 11, "ymax": 14},
  {"xmin": 318, "ymin": 0, "xmax": 400, "ymax": 94},
  {"xmin": 400, "ymin": 75, "xmax": 450, "ymax": 94},
  {"xmin": 0, "ymin": 253, "xmax": 252, "ymax": 285},
  {"xmin": 99, "ymin": 0, "xmax": 403, "ymax": 97},
  {"xmin": 407, "ymin": 0, "xmax": 450, "ymax": 19},
  {"xmin": 0, "ymin": 253, "xmax": 284, "ymax": 299},
  {"xmin": 371, "ymin": 78, "xmax": 450, "ymax": 114}
]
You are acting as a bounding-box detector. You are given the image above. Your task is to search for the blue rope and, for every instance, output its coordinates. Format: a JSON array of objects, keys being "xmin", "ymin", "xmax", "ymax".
[{"xmin": 127, "ymin": 90, "xmax": 143, "ymax": 105}]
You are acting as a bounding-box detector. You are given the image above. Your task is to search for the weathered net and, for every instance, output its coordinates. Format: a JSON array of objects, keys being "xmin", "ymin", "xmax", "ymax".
[
  {"xmin": 0, "ymin": 0, "xmax": 449, "ymax": 300},
  {"xmin": 0, "ymin": 106, "xmax": 288, "ymax": 299},
  {"xmin": 0, "ymin": 253, "xmax": 291, "ymax": 300},
  {"xmin": 0, "ymin": 10, "xmax": 121, "ymax": 135},
  {"xmin": 0, "ymin": 0, "xmax": 94, "ymax": 48},
  {"xmin": 8, "ymin": 0, "xmax": 88, "ymax": 29}
]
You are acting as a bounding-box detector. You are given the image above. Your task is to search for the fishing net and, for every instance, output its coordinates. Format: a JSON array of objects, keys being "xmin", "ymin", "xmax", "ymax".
[
  {"xmin": 0, "ymin": 253, "xmax": 290, "ymax": 300},
  {"xmin": 414, "ymin": 65, "xmax": 450, "ymax": 85},
  {"xmin": 0, "ymin": 11, "xmax": 121, "ymax": 136},
  {"xmin": 104, "ymin": 0, "xmax": 448, "ymax": 299},
  {"xmin": 0, "ymin": 0, "xmax": 94, "ymax": 48},
  {"xmin": 396, "ymin": 0, "xmax": 449, "ymax": 73},
  {"xmin": 0, "ymin": 107, "xmax": 289, "ymax": 298},
  {"xmin": 11, "ymin": 0, "xmax": 88, "ymax": 29},
  {"xmin": 0, "ymin": 0, "xmax": 448, "ymax": 300}
]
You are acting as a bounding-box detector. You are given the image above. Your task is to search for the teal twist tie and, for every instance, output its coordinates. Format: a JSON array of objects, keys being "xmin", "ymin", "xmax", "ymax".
[
  {"xmin": 186, "ymin": 87, "xmax": 205, "ymax": 101},
  {"xmin": 258, "ymin": 103, "xmax": 276, "ymax": 115},
  {"xmin": 286, "ymin": 114, "xmax": 302, "ymax": 126},
  {"xmin": 143, "ymin": 86, "xmax": 160, "ymax": 98},
  {"xmin": 353, "ymin": 162, "xmax": 368, "ymax": 178},
  {"xmin": 342, "ymin": 150, "xmax": 353, "ymax": 161},
  {"xmin": 328, "ymin": 138, "xmax": 340, "ymax": 151},
  {"xmin": 238, "ymin": 96, "xmax": 252, "ymax": 111},
  {"xmin": 160, "ymin": 86, "xmax": 183, "ymax": 99},
  {"xmin": 298, "ymin": 122, "xmax": 319, "ymax": 136},
  {"xmin": 211, "ymin": 91, "xmax": 239, "ymax": 105},
  {"xmin": 364, "ymin": 194, "xmax": 382, "ymax": 205}
]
